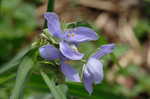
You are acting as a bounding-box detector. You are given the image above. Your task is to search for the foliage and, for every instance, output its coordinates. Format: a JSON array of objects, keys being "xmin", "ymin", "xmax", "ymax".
[{"xmin": 0, "ymin": 0, "xmax": 37, "ymax": 64}]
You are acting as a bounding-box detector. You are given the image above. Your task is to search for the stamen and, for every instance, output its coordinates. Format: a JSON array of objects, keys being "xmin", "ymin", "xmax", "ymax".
[
  {"xmin": 67, "ymin": 34, "xmax": 71, "ymax": 37},
  {"xmin": 67, "ymin": 33, "xmax": 75, "ymax": 37},
  {"xmin": 71, "ymin": 33, "xmax": 75, "ymax": 37}
]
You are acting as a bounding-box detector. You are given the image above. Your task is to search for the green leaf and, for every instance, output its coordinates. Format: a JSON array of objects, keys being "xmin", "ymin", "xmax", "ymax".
[
  {"xmin": 0, "ymin": 73, "xmax": 16, "ymax": 85},
  {"xmin": 10, "ymin": 56, "xmax": 34, "ymax": 99},
  {"xmin": 0, "ymin": 60, "xmax": 19, "ymax": 74},
  {"xmin": 40, "ymin": 71, "xmax": 67, "ymax": 99},
  {"xmin": 56, "ymin": 84, "xmax": 68, "ymax": 95},
  {"xmin": 67, "ymin": 82, "xmax": 127, "ymax": 99},
  {"xmin": 0, "ymin": 46, "xmax": 32, "ymax": 74}
]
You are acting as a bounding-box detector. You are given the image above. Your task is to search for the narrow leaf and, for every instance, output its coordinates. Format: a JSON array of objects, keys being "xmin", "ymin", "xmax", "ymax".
[
  {"xmin": 0, "ymin": 73, "xmax": 16, "ymax": 84},
  {"xmin": 40, "ymin": 71, "xmax": 66, "ymax": 99},
  {"xmin": 67, "ymin": 82, "xmax": 127, "ymax": 99},
  {"xmin": 0, "ymin": 46, "xmax": 31, "ymax": 74},
  {"xmin": 10, "ymin": 56, "xmax": 34, "ymax": 99}
]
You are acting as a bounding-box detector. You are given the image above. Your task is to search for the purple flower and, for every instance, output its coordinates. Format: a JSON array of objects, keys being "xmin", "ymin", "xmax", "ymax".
[
  {"xmin": 39, "ymin": 12, "xmax": 98, "ymax": 82},
  {"xmin": 83, "ymin": 44, "xmax": 115, "ymax": 94},
  {"xmin": 39, "ymin": 44, "xmax": 80, "ymax": 82},
  {"xmin": 44, "ymin": 12, "xmax": 98, "ymax": 60},
  {"xmin": 39, "ymin": 44, "xmax": 60, "ymax": 60}
]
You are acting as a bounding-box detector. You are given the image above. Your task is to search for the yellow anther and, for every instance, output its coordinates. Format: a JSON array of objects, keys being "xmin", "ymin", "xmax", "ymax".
[
  {"xmin": 67, "ymin": 34, "xmax": 71, "ymax": 37},
  {"xmin": 67, "ymin": 33, "xmax": 75, "ymax": 37},
  {"xmin": 71, "ymin": 33, "xmax": 75, "ymax": 37}
]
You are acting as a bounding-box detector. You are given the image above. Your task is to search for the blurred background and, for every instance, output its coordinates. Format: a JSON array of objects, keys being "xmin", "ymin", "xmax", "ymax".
[{"xmin": 0, "ymin": 0, "xmax": 150, "ymax": 99}]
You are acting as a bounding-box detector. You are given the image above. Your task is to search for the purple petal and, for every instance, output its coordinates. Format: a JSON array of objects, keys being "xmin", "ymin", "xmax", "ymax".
[
  {"xmin": 86, "ymin": 58, "xmax": 103, "ymax": 84},
  {"xmin": 44, "ymin": 12, "xmax": 64, "ymax": 39},
  {"xmin": 83, "ymin": 66, "xmax": 94, "ymax": 94},
  {"xmin": 59, "ymin": 41, "xmax": 84, "ymax": 60},
  {"xmin": 61, "ymin": 61, "xmax": 81, "ymax": 82},
  {"xmin": 64, "ymin": 27, "xmax": 98, "ymax": 43},
  {"xmin": 92, "ymin": 44, "xmax": 115, "ymax": 59},
  {"xmin": 39, "ymin": 44, "xmax": 60, "ymax": 60}
]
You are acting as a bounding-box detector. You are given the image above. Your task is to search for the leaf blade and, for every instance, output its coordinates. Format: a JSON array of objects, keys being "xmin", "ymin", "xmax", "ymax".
[
  {"xmin": 0, "ymin": 46, "xmax": 31, "ymax": 74},
  {"xmin": 40, "ymin": 71, "xmax": 67, "ymax": 99},
  {"xmin": 10, "ymin": 56, "xmax": 34, "ymax": 99}
]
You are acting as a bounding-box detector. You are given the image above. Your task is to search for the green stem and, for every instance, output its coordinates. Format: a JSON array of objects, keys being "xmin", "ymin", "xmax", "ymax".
[
  {"xmin": 47, "ymin": 0, "xmax": 55, "ymax": 12},
  {"xmin": 44, "ymin": 0, "xmax": 55, "ymax": 28}
]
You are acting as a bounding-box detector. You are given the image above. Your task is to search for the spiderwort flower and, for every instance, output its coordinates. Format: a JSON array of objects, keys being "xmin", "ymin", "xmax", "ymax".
[
  {"xmin": 44, "ymin": 12, "xmax": 98, "ymax": 60},
  {"xmin": 83, "ymin": 44, "xmax": 115, "ymax": 94},
  {"xmin": 39, "ymin": 12, "xmax": 99, "ymax": 82},
  {"xmin": 39, "ymin": 44, "xmax": 80, "ymax": 82}
]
